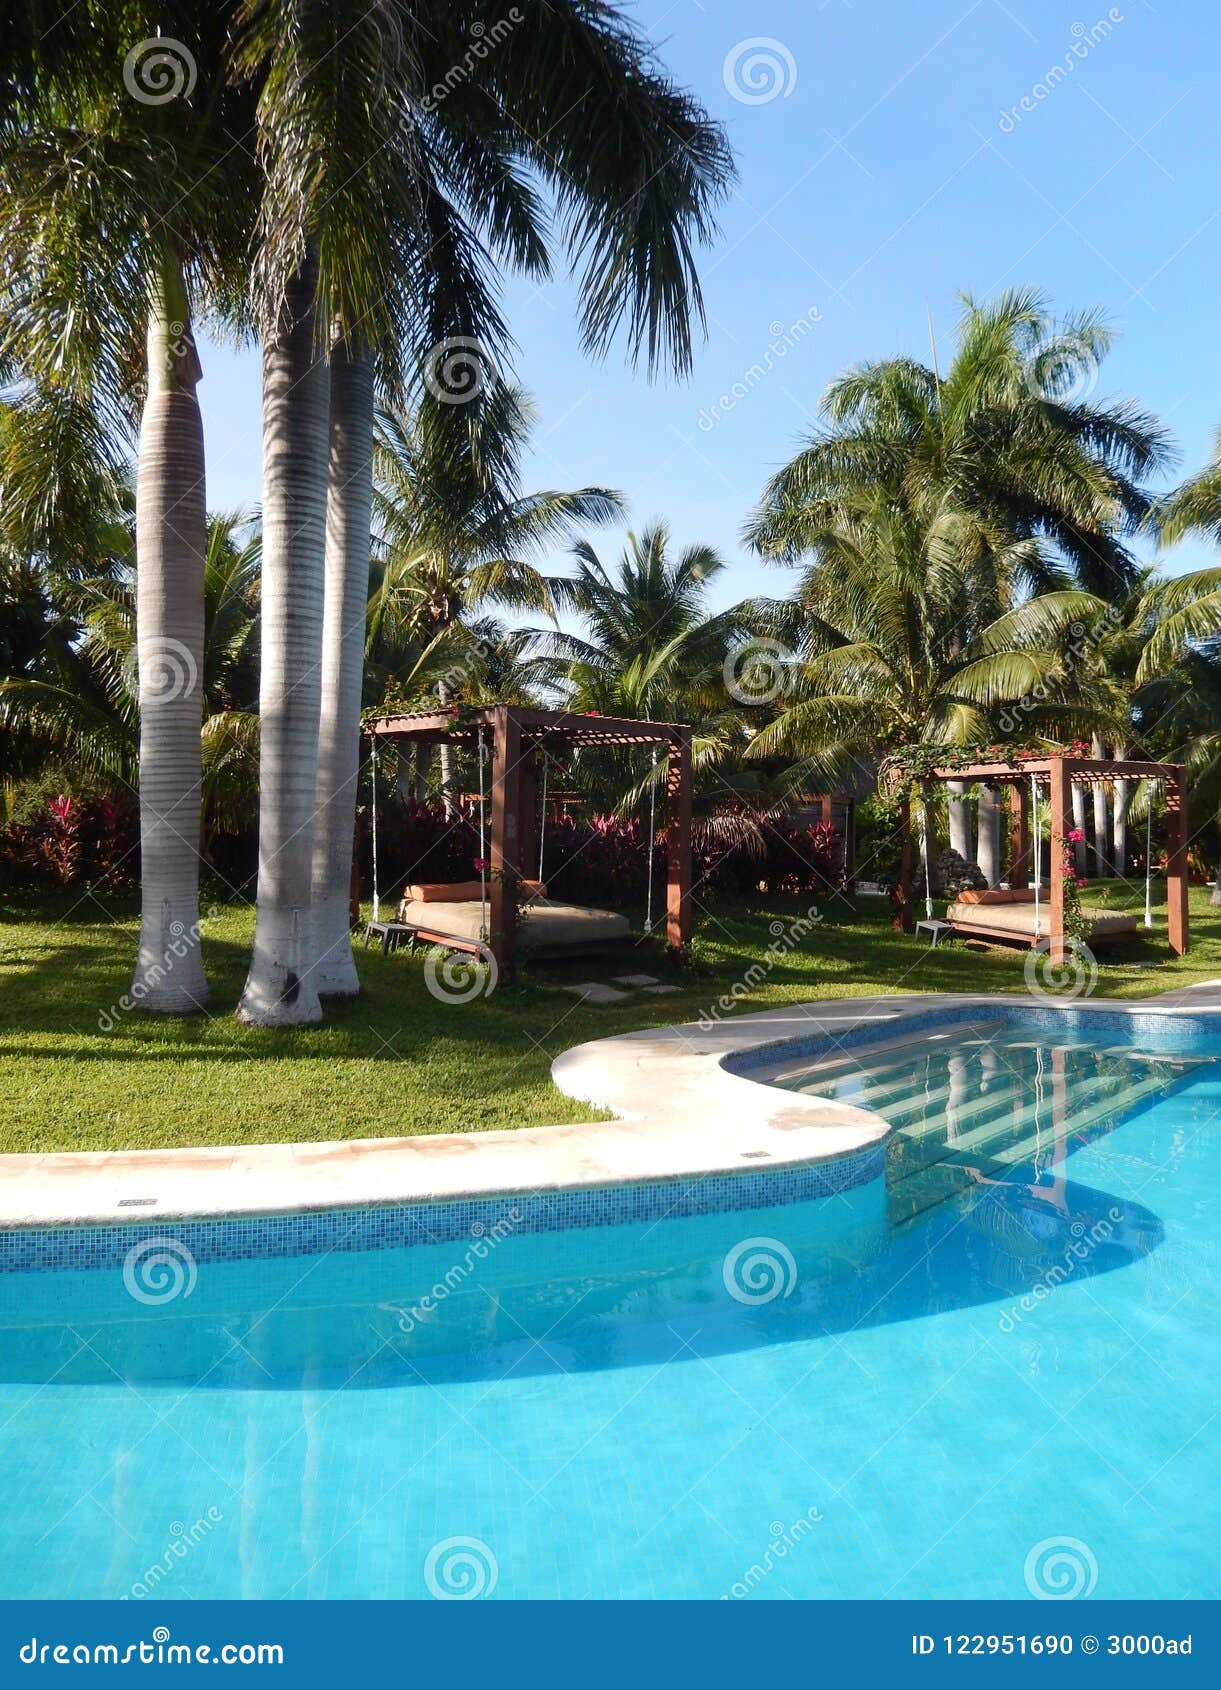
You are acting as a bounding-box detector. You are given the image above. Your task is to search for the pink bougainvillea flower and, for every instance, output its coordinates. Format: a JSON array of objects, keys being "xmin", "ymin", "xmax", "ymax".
[{"xmin": 473, "ymin": 857, "xmax": 490, "ymax": 872}]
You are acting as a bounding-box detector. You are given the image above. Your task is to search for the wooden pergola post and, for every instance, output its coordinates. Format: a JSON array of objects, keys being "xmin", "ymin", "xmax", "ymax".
[
  {"xmin": 1008, "ymin": 783, "xmax": 1031, "ymax": 888},
  {"xmin": 1165, "ymin": 767, "xmax": 1190, "ymax": 956},
  {"xmin": 1048, "ymin": 757, "xmax": 1071, "ymax": 965},
  {"xmin": 666, "ymin": 726, "xmax": 693, "ymax": 949},
  {"xmin": 488, "ymin": 706, "xmax": 521, "ymax": 976},
  {"xmin": 892, "ymin": 796, "xmax": 914, "ymax": 932}
]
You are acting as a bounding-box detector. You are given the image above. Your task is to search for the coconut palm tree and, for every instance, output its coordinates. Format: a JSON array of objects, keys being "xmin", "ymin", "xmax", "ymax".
[
  {"xmin": 231, "ymin": 0, "xmax": 732, "ymax": 1021},
  {"xmin": 742, "ymin": 491, "xmax": 1114, "ymax": 792},
  {"xmin": 369, "ymin": 385, "xmax": 621, "ymax": 816},
  {"xmin": 0, "ymin": 5, "xmax": 257, "ymax": 1011},
  {"xmin": 747, "ymin": 288, "xmax": 1172, "ymax": 599}
]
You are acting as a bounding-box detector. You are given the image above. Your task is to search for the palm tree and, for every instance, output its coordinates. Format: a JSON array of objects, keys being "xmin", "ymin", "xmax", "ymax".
[
  {"xmin": 369, "ymin": 385, "xmax": 621, "ymax": 815},
  {"xmin": 747, "ymin": 288, "xmax": 1171, "ymax": 598},
  {"xmin": 0, "ymin": 5, "xmax": 256, "ymax": 1011},
  {"xmin": 529, "ymin": 524, "xmax": 758, "ymax": 821},
  {"xmin": 0, "ymin": 511, "xmax": 262, "ymax": 852},
  {"xmin": 231, "ymin": 0, "xmax": 732, "ymax": 1022},
  {"xmin": 741, "ymin": 491, "xmax": 1113, "ymax": 810}
]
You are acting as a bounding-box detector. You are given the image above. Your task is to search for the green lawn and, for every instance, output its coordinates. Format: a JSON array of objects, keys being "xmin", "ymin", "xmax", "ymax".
[{"xmin": 2, "ymin": 882, "xmax": 1219, "ymax": 1154}]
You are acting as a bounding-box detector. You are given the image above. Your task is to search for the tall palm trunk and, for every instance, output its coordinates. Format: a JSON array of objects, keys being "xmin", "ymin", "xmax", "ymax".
[
  {"xmin": 1090, "ymin": 734, "xmax": 1110, "ymax": 878},
  {"xmin": 1112, "ymin": 744, "xmax": 1129, "ymax": 879},
  {"xmin": 238, "ymin": 258, "xmax": 330, "ymax": 1026},
  {"xmin": 310, "ymin": 335, "xmax": 374, "ymax": 997},
  {"xmin": 132, "ymin": 254, "xmax": 209, "ymax": 1013},
  {"xmin": 976, "ymin": 785, "xmax": 1000, "ymax": 886},
  {"xmin": 947, "ymin": 778, "xmax": 972, "ymax": 860}
]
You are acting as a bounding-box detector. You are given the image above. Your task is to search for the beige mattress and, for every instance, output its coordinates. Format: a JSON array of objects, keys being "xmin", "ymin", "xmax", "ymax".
[
  {"xmin": 397, "ymin": 897, "xmax": 631, "ymax": 950},
  {"xmin": 946, "ymin": 901, "xmax": 1138, "ymax": 940}
]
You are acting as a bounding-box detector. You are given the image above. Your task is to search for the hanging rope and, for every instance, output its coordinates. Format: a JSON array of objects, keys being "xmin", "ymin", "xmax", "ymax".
[
  {"xmin": 370, "ymin": 735, "xmax": 380, "ymax": 921},
  {"xmin": 1144, "ymin": 781, "xmax": 1156, "ymax": 929},
  {"xmin": 919, "ymin": 795, "xmax": 933, "ymax": 920},
  {"xmin": 477, "ymin": 729, "xmax": 489, "ymax": 942},
  {"xmin": 1030, "ymin": 772, "xmax": 1042, "ymax": 940},
  {"xmin": 537, "ymin": 747, "xmax": 549, "ymax": 884},
  {"xmin": 643, "ymin": 746, "xmax": 660, "ymax": 934}
]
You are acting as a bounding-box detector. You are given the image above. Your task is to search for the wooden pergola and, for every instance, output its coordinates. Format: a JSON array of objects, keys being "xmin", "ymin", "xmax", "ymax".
[
  {"xmin": 365, "ymin": 705, "xmax": 693, "ymax": 974},
  {"xmin": 891, "ymin": 753, "xmax": 1189, "ymax": 962}
]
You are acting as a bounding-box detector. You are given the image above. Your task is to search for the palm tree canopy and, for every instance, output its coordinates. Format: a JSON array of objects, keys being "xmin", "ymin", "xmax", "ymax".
[{"xmin": 746, "ymin": 287, "xmax": 1174, "ymax": 601}]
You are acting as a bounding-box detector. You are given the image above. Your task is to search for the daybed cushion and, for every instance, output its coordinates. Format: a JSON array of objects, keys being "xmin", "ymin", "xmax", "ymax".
[
  {"xmin": 401, "ymin": 877, "xmax": 547, "ymax": 909},
  {"xmin": 946, "ymin": 900, "xmax": 1137, "ymax": 939},
  {"xmin": 395, "ymin": 897, "xmax": 630, "ymax": 951}
]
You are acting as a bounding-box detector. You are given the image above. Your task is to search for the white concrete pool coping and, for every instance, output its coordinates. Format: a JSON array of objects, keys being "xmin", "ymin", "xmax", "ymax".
[{"xmin": 2, "ymin": 981, "xmax": 1220, "ymax": 1229}]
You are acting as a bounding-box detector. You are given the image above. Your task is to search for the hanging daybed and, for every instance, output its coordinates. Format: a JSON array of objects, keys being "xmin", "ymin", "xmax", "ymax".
[
  {"xmin": 888, "ymin": 751, "xmax": 1190, "ymax": 962},
  {"xmin": 361, "ymin": 705, "xmax": 693, "ymax": 976}
]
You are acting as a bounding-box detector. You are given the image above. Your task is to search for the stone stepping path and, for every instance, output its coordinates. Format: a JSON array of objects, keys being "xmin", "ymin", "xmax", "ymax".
[{"xmin": 559, "ymin": 973, "xmax": 682, "ymax": 1005}]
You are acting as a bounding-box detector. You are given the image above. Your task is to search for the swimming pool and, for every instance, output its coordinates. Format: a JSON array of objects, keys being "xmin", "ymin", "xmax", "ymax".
[{"xmin": 0, "ymin": 1006, "xmax": 1217, "ymax": 1600}]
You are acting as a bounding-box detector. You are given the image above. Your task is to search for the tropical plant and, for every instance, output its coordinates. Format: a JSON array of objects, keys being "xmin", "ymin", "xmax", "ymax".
[
  {"xmin": 371, "ymin": 386, "xmax": 621, "ymax": 813},
  {"xmin": 747, "ymin": 288, "xmax": 1173, "ymax": 599},
  {"xmin": 230, "ymin": 0, "xmax": 733, "ymax": 1022},
  {"xmin": 0, "ymin": 3, "xmax": 257, "ymax": 1011}
]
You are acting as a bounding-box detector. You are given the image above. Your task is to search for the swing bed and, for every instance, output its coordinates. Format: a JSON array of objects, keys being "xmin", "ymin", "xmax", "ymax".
[
  {"xmin": 892, "ymin": 753, "xmax": 1190, "ymax": 964},
  {"xmin": 361, "ymin": 706, "xmax": 693, "ymax": 976}
]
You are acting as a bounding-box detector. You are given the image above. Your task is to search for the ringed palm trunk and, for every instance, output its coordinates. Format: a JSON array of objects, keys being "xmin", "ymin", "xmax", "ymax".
[
  {"xmin": 976, "ymin": 785, "xmax": 1000, "ymax": 886},
  {"xmin": 1112, "ymin": 744, "xmax": 1129, "ymax": 879},
  {"xmin": 132, "ymin": 256, "xmax": 209, "ymax": 1013},
  {"xmin": 1090, "ymin": 734, "xmax": 1110, "ymax": 878},
  {"xmin": 946, "ymin": 778, "xmax": 972, "ymax": 860},
  {"xmin": 436, "ymin": 662, "xmax": 458, "ymax": 818},
  {"xmin": 1070, "ymin": 784, "xmax": 1088, "ymax": 879},
  {"xmin": 238, "ymin": 258, "xmax": 330, "ymax": 1026},
  {"xmin": 310, "ymin": 335, "xmax": 375, "ymax": 997}
]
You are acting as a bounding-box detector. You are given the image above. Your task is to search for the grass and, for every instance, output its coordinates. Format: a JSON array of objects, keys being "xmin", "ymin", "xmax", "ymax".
[{"xmin": 2, "ymin": 880, "xmax": 1219, "ymax": 1155}]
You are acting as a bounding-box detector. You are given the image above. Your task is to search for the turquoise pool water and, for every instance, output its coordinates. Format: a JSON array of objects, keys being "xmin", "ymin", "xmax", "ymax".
[{"xmin": 0, "ymin": 1017, "xmax": 1217, "ymax": 1600}]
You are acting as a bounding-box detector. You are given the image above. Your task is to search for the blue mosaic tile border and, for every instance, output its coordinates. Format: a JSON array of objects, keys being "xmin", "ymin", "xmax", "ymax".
[
  {"xmin": 0, "ymin": 1144, "xmax": 885, "ymax": 1275},
  {"xmin": 725, "ymin": 1001, "xmax": 1221, "ymax": 1078}
]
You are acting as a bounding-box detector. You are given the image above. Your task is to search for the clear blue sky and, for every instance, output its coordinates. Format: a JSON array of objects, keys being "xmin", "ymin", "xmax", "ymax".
[{"xmin": 197, "ymin": 0, "xmax": 1221, "ymax": 608}]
